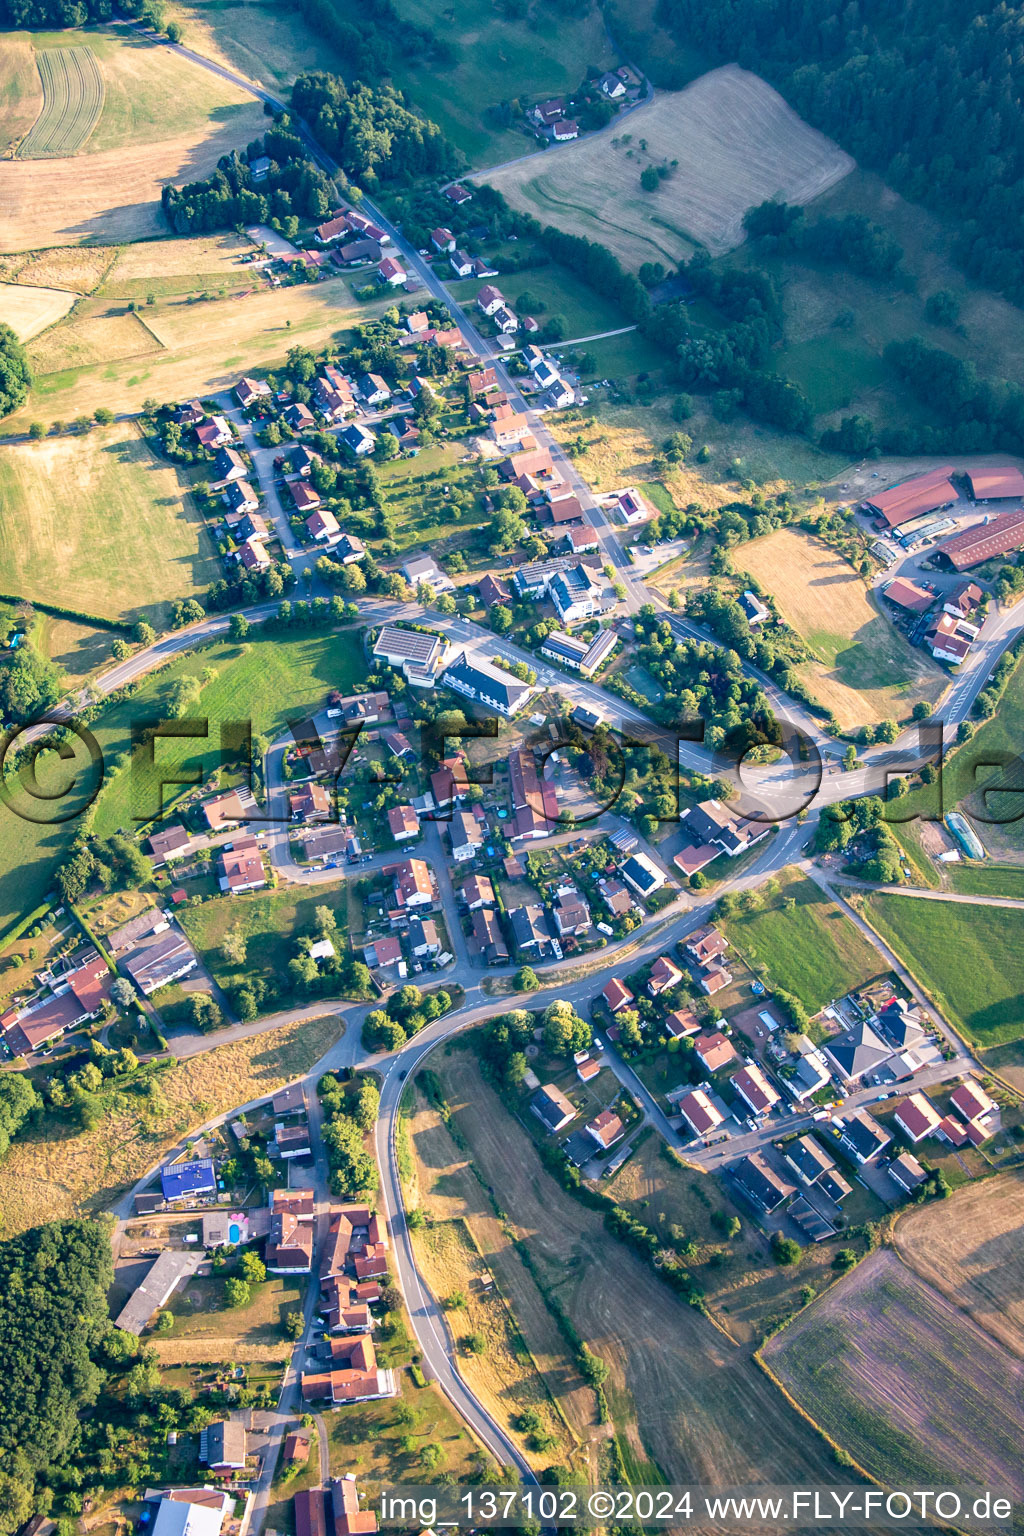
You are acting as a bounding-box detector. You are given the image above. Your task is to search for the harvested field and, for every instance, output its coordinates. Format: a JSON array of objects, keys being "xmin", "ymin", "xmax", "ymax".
[
  {"xmin": 28, "ymin": 299, "xmax": 160, "ymax": 371},
  {"xmin": 764, "ymin": 1249, "xmax": 1024, "ymax": 1505},
  {"xmin": 481, "ymin": 66, "xmax": 853, "ymax": 267},
  {"xmin": 0, "ymin": 104, "xmax": 265, "ymax": 251},
  {"xmin": 0, "ymin": 33, "xmax": 43, "ymax": 155},
  {"xmin": 99, "ymin": 232, "xmax": 253, "ymax": 298},
  {"xmin": 734, "ymin": 528, "xmax": 945, "ymax": 727},
  {"xmin": 0, "ymin": 424, "xmax": 219, "ymax": 622},
  {"xmin": 0, "ymin": 281, "xmax": 75, "ymax": 340},
  {"xmin": 85, "ymin": 28, "xmax": 254, "ymax": 153},
  {"xmin": 894, "ymin": 1171, "xmax": 1024, "ymax": 1358},
  {"xmin": 10, "ymin": 275, "xmax": 372, "ymax": 428},
  {"xmin": 0, "ymin": 245, "xmax": 117, "ymax": 293},
  {"xmin": 19, "ymin": 45, "xmax": 103, "ymax": 158},
  {"xmin": 422, "ymin": 1048, "xmax": 857, "ymax": 1490},
  {"xmin": 0, "ymin": 1014, "xmax": 344, "ymax": 1236},
  {"xmin": 405, "ymin": 1082, "xmax": 592, "ymax": 1470}
]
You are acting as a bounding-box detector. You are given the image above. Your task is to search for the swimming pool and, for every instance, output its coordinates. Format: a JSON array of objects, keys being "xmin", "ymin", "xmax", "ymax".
[{"xmin": 228, "ymin": 1222, "xmax": 241, "ymax": 1243}]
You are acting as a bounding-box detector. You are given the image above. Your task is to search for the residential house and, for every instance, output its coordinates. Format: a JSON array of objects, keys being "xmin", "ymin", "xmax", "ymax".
[
  {"xmin": 175, "ymin": 398, "xmax": 204, "ymax": 425},
  {"xmin": 431, "ymin": 226, "xmax": 456, "ymax": 251},
  {"xmin": 552, "ymin": 118, "xmax": 579, "ymax": 140},
  {"xmin": 532, "ymin": 1084, "xmax": 575, "ymax": 1134},
  {"xmin": 390, "ymin": 858, "xmax": 434, "ymax": 910},
  {"xmin": 739, "ymin": 591, "xmax": 770, "ymax": 627},
  {"xmin": 928, "ymin": 609, "xmax": 980, "ymax": 664},
  {"xmin": 597, "ymin": 70, "xmax": 627, "ymax": 97},
  {"xmin": 608, "ymin": 487, "xmax": 652, "ymax": 525},
  {"xmin": 234, "ymin": 376, "xmax": 271, "ymax": 408},
  {"xmin": 449, "ymin": 249, "xmax": 473, "ymax": 278},
  {"xmin": 950, "ymin": 1078, "xmax": 997, "ymax": 1128},
  {"xmin": 283, "ymin": 402, "xmax": 315, "ymax": 432},
  {"xmin": 694, "ymin": 1031, "xmax": 739, "ymax": 1074},
  {"xmin": 340, "ymin": 423, "xmax": 375, "ymax": 456},
  {"xmin": 681, "ymin": 799, "xmax": 771, "ymax": 859},
  {"xmin": 564, "ymin": 524, "xmax": 600, "ymax": 554},
  {"xmin": 387, "ymin": 804, "xmax": 420, "ymax": 842},
  {"xmin": 598, "ymin": 879, "xmax": 633, "ymax": 918},
  {"xmin": 602, "ymin": 977, "xmax": 634, "ymax": 1013},
  {"xmin": 889, "ymin": 1152, "xmax": 927, "ymax": 1194},
  {"xmin": 460, "ymin": 874, "xmax": 495, "ymax": 909},
  {"xmin": 620, "ymin": 852, "xmax": 666, "ymax": 898},
  {"xmin": 335, "ymin": 532, "xmax": 365, "ymax": 564},
  {"xmin": 363, "ymin": 935, "xmax": 402, "ymax": 970},
  {"xmin": 837, "ymin": 1109, "xmax": 892, "ymax": 1164},
  {"xmin": 553, "ymin": 888, "xmax": 590, "ymax": 937},
  {"xmin": 685, "ymin": 924, "xmax": 729, "ymax": 966},
  {"xmin": 196, "ymin": 415, "xmax": 232, "ymax": 449},
  {"xmin": 783, "ymin": 1136, "xmax": 836, "ymax": 1186},
  {"xmin": 307, "ymin": 507, "xmax": 342, "ymax": 544},
  {"xmin": 377, "ymin": 257, "xmax": 406, "ymax": 287},
  {"xmin": 275, "ymin": 1123, "xmax": 312, "ymax": 1159},
  {"xmin": 449, "ymin": 808, "xmax": 483, "ymax": 862},
  {"xmin": 222, "ymin": 478, "xmax": 259, "ymax": 516},
  {"xmin": 577, "ymin": 1055, "xmax": 600, "ymax": 1082},
  {"xmin": 445, "ymin": 184, "xmax": 472, "ymax": 205},
  {"xmin": 647, "ymin": 954, "xmax": 683, "ymax": 997},
  {"xmin": 585, "ymin": 1109, "xmax": 624, "ymax": 1151},
  {"xmin": 148, "ymin": 825, "xmax": 191, "ymax": 865},
  {"xmin": 893, "ymin": 1092, "xmax": 942, "ymax": 1143},
  {"xmin": 824, "ymin": 1021, "xmax": 892, "ymax": 1083},
  {"xmin": 289, "ymin": 781, "xmax": 332, "ymax": 821},
  {"xmin": 213, "ymin": 446, "xmax": 246, "ymax": 483},
  {"xmin": 732, "ymin": 1152, "xmax": 792, "ymax": 1214},
  {"xmin": 217, "ymin": 836, "xmax": 266, "ymax": 893},
  {"xmin": 160, "ymin": 1158, "xmax": 216, "ymax": 1202},
  {"xmin": 238, "ymin": 534, "xmax": 270, "ymax": 572},
  {"xmin": 664, "ymin": 1008, "xmax": 700, "ymax": 1040},
  {"xmin": 402, "ymin": 553, "xmax": 455, "ymax": 593},
  {"xmin": 200, "ymin": 1420, "xmax": 247, "ymax": 1473},
  {"xmin": 301, "ymin": 1333, "xmax": 395, "ymax": 1405},
  {"xmin": 492, "ymin": 304, "xmax": 519, "ymax": 334},
  {"xmin": 476, "ymin": 284, "xmax": 505, "ymax": 316},
  {"xmin": 359, "ymin": 374, "xmax": 391, "ymax": 406},
  {"xmin": 508, "ymin": 904, "xmax": 551, "ymax": 954},
  {"xmin": 731, "ymin": 1064, "xmax": 781, "ymax": 1117},
  {"xmin": 677, "ymin": 1088, "xmax": 724, "ymax": 1138},
  {"xmin": 407, "ymin": 916, "xmax": 441, "ymax": 959},
  {"xmin": 471, "ymin": 907, "xmax": 508, "ymax": 965}
]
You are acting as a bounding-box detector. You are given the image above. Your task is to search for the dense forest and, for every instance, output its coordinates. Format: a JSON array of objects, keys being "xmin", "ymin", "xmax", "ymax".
[
  {"xmin": 161, "ymin": 123, "xmax": 334, "ymax": 236},
  {"xmin": 656, "ymin": 0, "xmax": 1024, "ymax": 304},
  {"xmin": 291, "ymin": 73, "xmax": 458, "ymax": 184},
  {"xmin": 0, "ymin": 325, "xmax": 31, "ymax": 421},
  {"xmin": 290, "ymin": 0, "xmax": 453, "ymax": 83},
  {"xmin": 0, "ymin": 1220, "xmax": 112, "ymax": 1533}
]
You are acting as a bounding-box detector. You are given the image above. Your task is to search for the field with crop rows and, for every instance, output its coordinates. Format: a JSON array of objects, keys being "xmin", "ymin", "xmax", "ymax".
[{"xmin": 19, "ymin": 46, "xmax": 103, "ymax": 158}]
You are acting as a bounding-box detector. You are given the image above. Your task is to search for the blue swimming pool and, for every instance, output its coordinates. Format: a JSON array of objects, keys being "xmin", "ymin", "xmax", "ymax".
[{"xmin": 228, "ymin": 1222, "xmax": 241, "ymax": 1243}]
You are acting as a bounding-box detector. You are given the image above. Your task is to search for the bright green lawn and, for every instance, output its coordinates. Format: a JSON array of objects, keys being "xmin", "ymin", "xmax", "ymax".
[
  {"xmin": 449, "ymin": 264, "xmax": 629, "ymax": 341},
  {"xmin": 91, "ymin": 629, "xmax": 369, "ymax": 837},
  {"xmin": 568, "ymin": 328, "xmax": 667, "ymax": 381},
  {"xmin": 352, "ymin": 0, "xmax": 616, "ymax": 166},
  {"xmin": 375, "ymin": 443, "xmax": 485, "ymax": 555},
  {"xmin": 178, "ymin": 880, "xmax": 350, "ymax": 996},
  {"xmin": 861, "ymin": 892, "xmax": 1024, "ymax": 1048},
  {"xmin": 723, "ymin": 872, "xmax": 883, "ymax": 1011}
]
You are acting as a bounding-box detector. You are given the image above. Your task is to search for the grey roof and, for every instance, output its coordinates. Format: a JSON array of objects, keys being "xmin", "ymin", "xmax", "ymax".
[
  {"xmin": 532, "ymin": 1084, "xmax": 574, "ymax": 1132},
  {"xmin": 732, "ymin": 1153, "xmax": 791, "ymax": 1213},
  {"xmin": 784, "ymin": 1134, "xmax": 836, "ymax": 1183},
  {"xmin": 825, "ymin": 1021, "xmax": 892, "ymax": 1079},
  {"xmin": 508, "ymin": 904, "xmax": 549, "ymax": 948},
  {"xmin": 839, "ymin": 1109, "xmax": 891, "ymax": 1160},
  {"xmin": 114, "ymin": 1250, "xmax": 201, "ymax": 1334}
]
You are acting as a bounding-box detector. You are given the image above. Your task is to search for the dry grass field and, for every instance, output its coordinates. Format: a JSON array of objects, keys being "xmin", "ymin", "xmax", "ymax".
[
  {"xmin": 405, "ymin": 1082, "xmax": 593, "ymax": 1470},
  {"xmin": 154, "ymin": 1273, "xmax": 303, "ymax": 1363},
  {"xmin": 0, "ymin": 424, "xmax": 219, "ymax": 621},
  {"xmin": 0, "ymin": 1014, "xmax": 344, "ymax": 1236},
  {"xmin": 28, "ymin": 299, "xmax": 160, "ymax": 371},
  {"xmin": 99, "ymin": 232, "xmax": 254, "ymax": 298},
  {"xmin": 0, "ymin": 33, "xmax": 43, "ymax": 155},
  {"xmin": 764, "ymin": 1249, "xmax": 1024, "ymax": 1504},
  {"xmin": 11, "ymin": 275, "xmax": 374, "ymax": 427},
  {"xmin": 19, "ymin": 45, "xmax": 104, "ymax": 158},
  {"xmin": 0, "ymin": 105, "xmax": 265, "ymax": 251},
  {"xmin": 481, "ymin": 66, "xmax": 853, "ymax": 266},
  {"xmin": 733, "ymin": 528, "xmax": 946, "ymax": 727},
  {"xmin": 0, "ymin": 244, "xmax": 117, "ymax": 292},
  {"xmin": 0, "ymin": 281, "xmax": 75, "ymax": 340},
  {"xmin": 423, "ymin": 1049, "xmax": 855, "ymax": 1489},
  {"xmin": 894, "ymin": 1172, "xmax": 1024, "ymax": 1358}
]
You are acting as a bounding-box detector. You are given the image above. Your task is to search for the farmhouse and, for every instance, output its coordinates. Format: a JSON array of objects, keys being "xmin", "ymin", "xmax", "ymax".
[
  {"xmin": 114, "ymin": 1249, "xmax": 201, "ymax": 1335},
  {"xmin": 927, "ymin": 609, "xmax": 979, "ymax": 664},
  {"xmin": 267, "ymin": 1188, "xmax": 315, "ymax": 1274},
  {"xmin": 862, "ymin": 466, "xmax": 958, "ymax": 529},
  {"xmin": 121, "ymin": 930, "xmax": 198, "ymax": 995},
  {"xmin": 301, "ymin": 1334, "xmax": 395, "ymax": 1405},
  {"xmin": 882, "ymin": 576, "xmax": 935, "ymax": 614},
  {"xmin": 681, "ymin": 799, "xmax": 771, "ymax": 858},
  {"xmin": 532, "ymin": 1084, "xmax": 575, "ymax": 1134},
  {"xmin": 295, "ymin": 1480, "xmax": 377, "ymax": 1536},
  {"xmin": 677, "ymin": 1088, "xmax": 724, "ymax": 1138}
]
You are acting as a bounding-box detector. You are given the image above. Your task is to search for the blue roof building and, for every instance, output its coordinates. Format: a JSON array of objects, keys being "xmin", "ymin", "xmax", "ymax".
[{"xmin": 160, "ymin": 1158, "xmax": 216, "ymax": 1202}]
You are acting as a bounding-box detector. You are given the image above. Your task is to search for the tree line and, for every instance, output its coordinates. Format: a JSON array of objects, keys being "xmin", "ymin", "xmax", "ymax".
[
  {"xmin": 161, "ymin": 123, "xmax": 333, "ymax": 236},
  {"xmin": 656, "ymin": 0, "xmax": 1024, "ymax": 307},
  {"xmin": 292, "ymin": 72, "xmax": 458, "ymax": 186}
]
